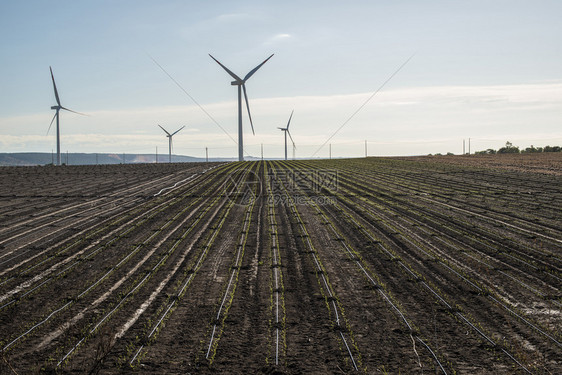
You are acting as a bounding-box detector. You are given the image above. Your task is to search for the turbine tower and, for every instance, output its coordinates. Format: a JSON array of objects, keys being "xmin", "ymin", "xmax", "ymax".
[
  {"xmin": 278, "ymin": 110, "xmax": 295, "ymax": 161},
  {"xmin": 158, "ymin": 125, "xmax": 185, "ymax": 163},
  {"xmin": 48, "ymin": 67, "xmax": 86, "ymax": 166},
  {"xmin": 209, "ymin": 54, "xmax": 273, "ymax": 161}
]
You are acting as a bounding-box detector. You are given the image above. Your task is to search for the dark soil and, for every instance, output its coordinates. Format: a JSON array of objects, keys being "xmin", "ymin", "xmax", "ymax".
[{"xmin": 0, "ymin": 156, "xmax": 560, "ymax": 374}]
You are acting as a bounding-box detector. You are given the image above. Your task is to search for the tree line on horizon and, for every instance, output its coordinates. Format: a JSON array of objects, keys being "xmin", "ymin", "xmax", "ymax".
[{"xmin": 475, "ymin": 141, "xmax": 562, "ymax": 155}]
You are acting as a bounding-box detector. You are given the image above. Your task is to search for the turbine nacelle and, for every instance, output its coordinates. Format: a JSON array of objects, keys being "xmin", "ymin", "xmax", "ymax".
[
  {"xmin": 209, "ymin": 53, "xmax": 273, "ymax": 161},
  {"xmin": 158, "ymin": 124, "xmax": 185, "ymax": 163},
  {"xmin": 279, "ymin": 110, "xmax": 295, "ymax": 160},
  {"xmin": 48, "ymin": 66, "xmax": 86, "ymax": 165}
]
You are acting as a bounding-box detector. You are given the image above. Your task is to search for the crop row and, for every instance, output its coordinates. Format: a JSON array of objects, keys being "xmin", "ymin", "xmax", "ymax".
[
  {"xmin": 0, "ymin": 163, "xmax": 241, "ymax": 372},
  {"xmin": 330, "ymin": 169, "xmax": 561, "ymax": 309},
  {"xmin": 337, "ymin": 158, "xmax": 562, "ymax": 239},
  {"xmin": 286, "ymin": 159, "xmax": 559, "ymax": 372},
  {"xmin": 269, "ymin": 161, "xmax": 362, "ymax": 371},
  {"xmin": 269, "ymin": 161, "xmax": 451, "ymax": 373},
  {"xmin": 0, "ymin": 163, "xmax": 235, "ymax": 311},
  {"xmin": 264, "ymin": 165, "xmax": 287, "ymax": 366},
  {"xmin": 125, "ymin": 164, "xmax": 256, "ymax": 369}
]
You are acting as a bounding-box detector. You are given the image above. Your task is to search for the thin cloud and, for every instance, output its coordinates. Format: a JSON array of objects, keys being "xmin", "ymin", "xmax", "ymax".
[
  {"xmin": 2, "ymin": 82, "xmax": 561, "ymax": 156},
  {"xmin": 215, "ymin": 13, "xmax": 254, "ymax": 23},
  {"xmin": 263, "ymin": 33, "xmax": 292, "ymax": 45}
]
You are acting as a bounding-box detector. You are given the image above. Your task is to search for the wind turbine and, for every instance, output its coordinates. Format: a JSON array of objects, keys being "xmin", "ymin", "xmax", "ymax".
[
  {"xmin": 209, "ymin": 54, "xmax": 274, "ymax": 161},
  {"xmin": 48, "ymin": 66, "xmax": 86, "ymax": 166},
  {"xmin": 158, "ymin": 125, "xmax": 185, "ymax": 163},
  {"xmin": 278, "ymin": 110, "xmax": 295, "ymax": 161}
]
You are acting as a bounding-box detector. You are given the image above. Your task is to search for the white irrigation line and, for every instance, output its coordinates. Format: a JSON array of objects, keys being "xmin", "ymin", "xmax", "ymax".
[
  {"xmin": 343, "ymin": 165, "xmax": 561, "ymax": 248},
  {"xmin": 0, "ymin": 193, "xmax": 149, "ymax": 278},
  {"xmin": 0, "ymin": 215, "xmax": 139, "ymax": 304},
  {"xmin": 367, "ymin": 202, "xmax": 562, "ymax": 347},
  {"xmin": 386, "ymin": 194, "xmax": 562, "ymax": 288},
  {"xmin": 415, "ymin": 337, "xmax": 448, "ymax": 375},
  {"xmin": 306, "ymin": 173, "xmax": 527, "ymax": 373},
  {"xmin": 153, "ymin": 164, "xmax": 224, "ymax": 197},
  {"xmin": 130, "ymin": 185, "xmax": 236, "ymax": 365},
  {"xmin": 273, "ymin": 230, "xmax": 281, "ymax": 366},
  {"xmin": 417, "ymin": 192, "xmax": 562, "ymax": 246},
  {"xmin": 288, "ymin": 204, "xmax": 358, "ymax": 371},
  {"xmin": 56, "ymin": 193, "xmax": 218, "ymax": 366},
  {"xmin": 426, "ymin": 224, "xmax": 557, "ymax": 303},
  {"xmin": 348, "ymin": 204, "xmax": 532, "ymax": 373},
  {"xmin": 3, "ymin": 301, "xmax": 72, "ymax": 350},
  {"xmin": 206, "ymin": 207, "xmax": 252, "ymax": 360},
  {"xmin": 0, "ymin": 167, "xmax": 190, "ymax": 250},
  {"xmin": 0, "ymin": 198, "xmax": 109, "ymax": 244},
  {"xmin": 3, "ymin": 184, "xmax": 209, "ymax": 357},
  {"xmin": 266, "ymin": 173, "xmax": 284, "ymax": 366},
  {"xmin": 153, "ymin": 175, "xmax": 199, "ymax": 197},
  {"xmin": 303, "ymin": 188, "xmax": 448, "ymax": 373},
  {"xmin": 206, "ymin": 270, "xmax": 236, "ymax": 359},
  {"xmin": 0, "ymin": 198, "xmax": 142, "ymax": 270},
  {"xmin": 1, "ymin": 167, "xmax": 225, "ymax": 305},
  {"xmin": 58, "ymin": 271, "xmax": 152, "ymax": 366},
  {"xmin": 488, "ymin": 295, "xmax": 561, "ymax": 347},
  {"xmin": 349, "ymin": 171, "xmax": 561, "ymax": 282},
  {"xmin": 4, "ymin": 166, "xmax": 234, "ymax": 366},
  {"xmin": 117, "ymin": 194, "xmax": 229, "ymax": 348},
  {"xmin": 270, "ymin": 163, "xmax": 359, "ymax": 371},
  {"xmin": 0, "ymin": 237, "xmax": 123, "ymax": 310}
]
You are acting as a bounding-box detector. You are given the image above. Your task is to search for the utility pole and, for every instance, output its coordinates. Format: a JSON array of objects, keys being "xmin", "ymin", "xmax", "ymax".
[
  {"xmin": 463, "ymin": 139, "xmax": 465, "ymax": 155},
  {"xmin": 329, "ymin": 144, "xmax": 332, "ymax": 160},
  {"xmin": 468, "ymin": 138, "xmax": 471, "ymax": 155},
  {"xmin": 365, "ymin": 140, "xmax": 367, "ymax": 158},
  {"xmin": 206, "ymin": 147, "xmax": 209, "ymax": 162},
  {"xmin": 260, "ymin": 143, "xmax": 263, "ymax": 160}
]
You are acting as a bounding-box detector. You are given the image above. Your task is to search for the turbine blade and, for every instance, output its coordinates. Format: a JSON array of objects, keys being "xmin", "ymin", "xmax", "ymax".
[
  {"xmin": 277, "ymin": 127, "xmax": 285, "ymax": 130},
  {"xmin": 47, "ymin": 112, "xmax": 57, "ymax": 135},
  {"xmin": 287, "ymin": 130, "xmax": 296, "ymax": 149},
  {"xmin": 244, "ymin": 54, "xmax": 274, "ymax": 81},
  {"xmin": 242, "ymin": 84, "xmax": 255, "ymax": 135},
  {"xmin": 60, "ymin": 106, "xmax": 88, "ymax": 116},
  {"xmin": 158, "ymin": 124, "xmax": 171, "ymax": 136},
  {"xmin": 286, "ymin": 109, "xmax": 294, "ymax": 130},
  {"xmin": 209, "ymin": 54, "xmax": 242, "ymax": 82},
  {"xmin": 50, "ymin": 66, "xmax": 61, "ymax": 106},
  {"xmin": 171, "ymin": 125, "xmax": 185, "ymax": 136}
]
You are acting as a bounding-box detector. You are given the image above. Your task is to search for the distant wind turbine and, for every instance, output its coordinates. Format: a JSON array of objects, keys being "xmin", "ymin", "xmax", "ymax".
[
  {"xmin": 209, "ymin": 54, "xmax": 274, "ymax": 161},
  {"xmin": 48, "ymin": 67, "xmax": 86, "ymax": 166},
  {"xmin": 278, "ymin": 110, "xmax": 295, "ymax": 161},
  {"xmin": 158, "ymin": 125, "xmax": 185, "ymax": 163}
]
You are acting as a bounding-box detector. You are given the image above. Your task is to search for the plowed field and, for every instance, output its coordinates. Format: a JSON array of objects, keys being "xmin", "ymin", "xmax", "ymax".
[{"xmin": 1, "ymin": 156, "xmax": 560, "ymax": 374}]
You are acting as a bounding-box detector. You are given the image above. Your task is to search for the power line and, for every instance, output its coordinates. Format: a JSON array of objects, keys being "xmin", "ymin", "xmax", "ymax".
[
  {"xmin": 147, "ymin": 54, "xmax": 240, "ymax": 149},
  {"xmin": 311, "ymin": 53, "xmax": 416, "ymax": 157}
]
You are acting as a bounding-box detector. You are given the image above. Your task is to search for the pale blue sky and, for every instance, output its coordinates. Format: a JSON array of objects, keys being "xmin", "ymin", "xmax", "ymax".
[{"xmin": 1, "ymin": 0, "xmax": 561, "ymax": 158}]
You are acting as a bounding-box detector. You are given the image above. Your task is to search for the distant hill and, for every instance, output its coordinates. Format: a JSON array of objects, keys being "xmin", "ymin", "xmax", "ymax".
[{"xmin": 0, "ymin": 153, "xmax": 248, "ymax": 166}]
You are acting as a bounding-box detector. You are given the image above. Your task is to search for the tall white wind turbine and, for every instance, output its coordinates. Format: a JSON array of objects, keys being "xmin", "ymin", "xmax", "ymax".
[
  {"xmin": 48, "ymin": 67, "xmax": 86, "ymax": 166},
  {"xmin": 158, "ymin": 125, "xmax": 185, "ymax": 163},
  {"xmin": 209, "ymin": 54, "xmax": 273, "ymax": 161},
  {"xmin": 278, "ymin": 110, "xmax": 295, "ymax": 161}
]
